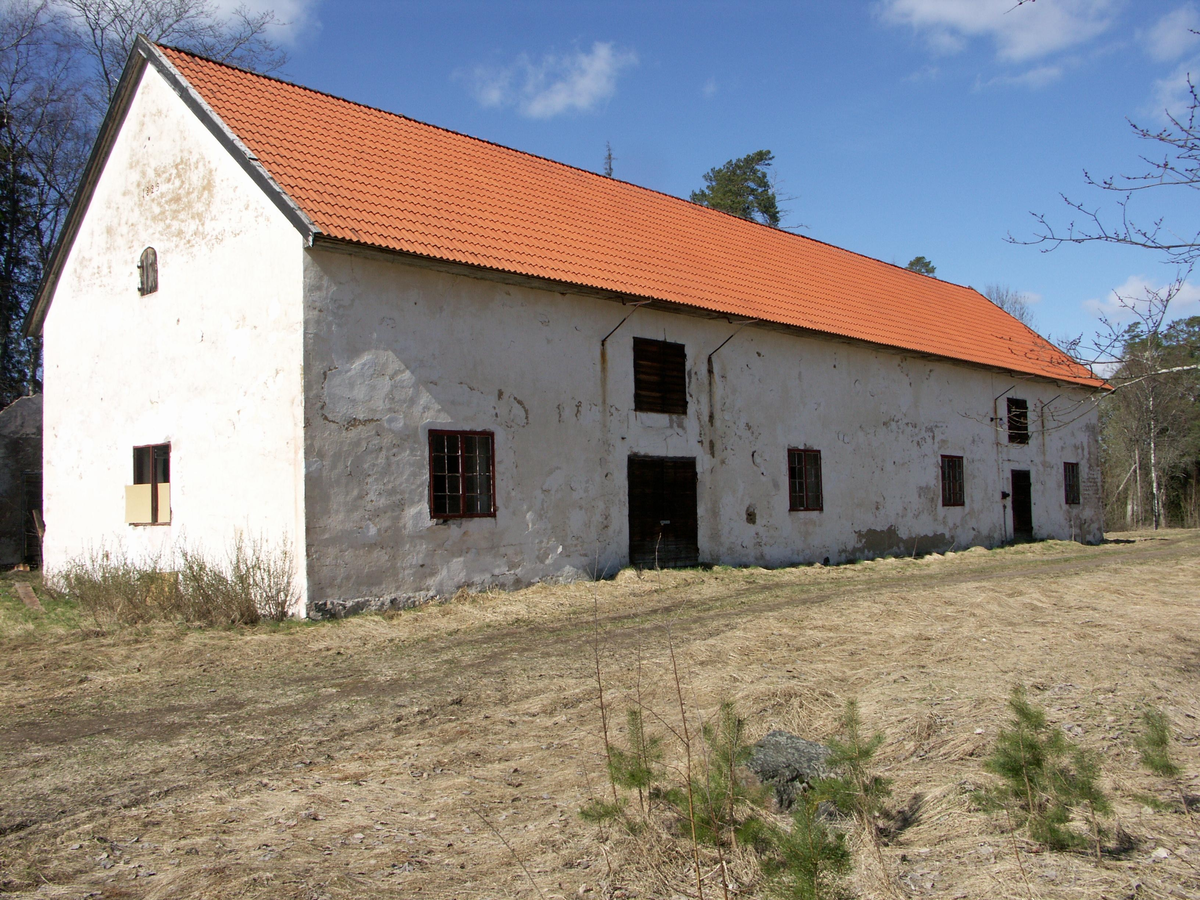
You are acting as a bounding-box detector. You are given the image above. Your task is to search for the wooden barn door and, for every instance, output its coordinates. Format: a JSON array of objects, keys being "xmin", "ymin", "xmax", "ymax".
[
  {"xmin": 627, "ymin": 456, "xmax": 698, "ymax": 569},
  {"xmin": 1011, "ymin": 469, "xmax": 1033, "ymax": 541}
]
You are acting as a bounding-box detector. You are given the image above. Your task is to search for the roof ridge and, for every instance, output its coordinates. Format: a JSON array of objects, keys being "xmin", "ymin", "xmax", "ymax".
[{"xmin": 156, "ymin": 43, "xmax": 985, "ymax": 299}]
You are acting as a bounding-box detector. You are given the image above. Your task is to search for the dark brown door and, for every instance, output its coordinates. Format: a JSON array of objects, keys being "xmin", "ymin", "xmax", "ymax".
[
  {"xmin": 1011, "ymin": 469, "xmax": 1033, "ymax": 541},
  {"xmin": 628, "ymin": 456, "xmax": 698, "ymax": 568}
]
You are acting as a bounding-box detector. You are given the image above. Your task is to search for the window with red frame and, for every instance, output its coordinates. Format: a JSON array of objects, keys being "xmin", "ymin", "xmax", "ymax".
[
  {"xmin": 941, "ymin": 455, "xmax": 964, "ymax": 507},
  {"xmin": 429, "ymin": 431, "xmax": 495, "ymax": 518},
  {"xmin": 788, "ymin": 448, "xmax": 823, "ymax": 511}
]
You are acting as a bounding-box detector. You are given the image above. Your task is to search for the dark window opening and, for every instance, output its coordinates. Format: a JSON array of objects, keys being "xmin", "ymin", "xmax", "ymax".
[
  {"xmin": 22, "ymin": 472, "xmax": 41, "ymax": 567},
  {"xmin": 130, "ymin": 443, "xmax": 170, "ymax": 524},
  {"xmin": 1011, "ymin": 469, "xmax": 1033, "ymax": 540},
  {"xmin": 788, "ymin": 448, "xmax": 823, "ymax": 511},
  {"xmin": 138, "ymin": 247, "xmax": 158, "ymax": 296},
  {"xmin": 430, "ymin": 430, "xmax": 495, "ymax": 518},
  {"xmin": 1064, "ymin": 461, "xmax": 1081, "ymax": 506},
  {"xmin": 941, "ymin": 455, "xmax": 965, "ymax": 507},
  {"xmin": 633, "ymin": 337, "xmax": 687, "ymax": 414},
  {"xmin": 627, "ymin": 456, "xmax": 698, "ymax": 568},
  {"xmin": 1007, "ymin": 398, "xmax": 1029, "ymax": 444}
]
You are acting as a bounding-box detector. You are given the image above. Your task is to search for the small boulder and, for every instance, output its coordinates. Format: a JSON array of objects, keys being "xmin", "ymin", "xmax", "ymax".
[{"xmin": 747, "ymin": 730, "xmax": 834, "ymax": 810}]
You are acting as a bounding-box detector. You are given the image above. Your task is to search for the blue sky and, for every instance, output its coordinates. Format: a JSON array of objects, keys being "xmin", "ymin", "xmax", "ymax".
[{"xmin": 242, "ymin": 0, "xmax": 1200, "ymax": 346}]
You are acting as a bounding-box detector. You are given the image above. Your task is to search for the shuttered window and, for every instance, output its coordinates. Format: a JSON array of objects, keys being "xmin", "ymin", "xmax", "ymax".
[
  {"xmin": 941, "ymin": 455, "xmax": 964, "ymax": 507},
  {"xmin": 1007, "ymin": 398, "xmax": 1029, "ymax": 444},
  {"xmin": 788, "ymin": 449, "xmax": 823, "ymax": 511},
  {"xmin": 633, "ymin": 338, "xmax": 687, "ymax": 414},
  {"xmin": 1064, "ymin": 461, "xmax": 1081, "ymax": 506},
  {"xmin": 430, "ymin": 430, "xmax": 495, "ymax": 518}
]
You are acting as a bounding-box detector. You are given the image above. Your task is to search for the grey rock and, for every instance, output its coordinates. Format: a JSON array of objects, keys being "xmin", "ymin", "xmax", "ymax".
[{"xmin": 747, "ymin": 730, "xmax": 835, "ymax": 810}]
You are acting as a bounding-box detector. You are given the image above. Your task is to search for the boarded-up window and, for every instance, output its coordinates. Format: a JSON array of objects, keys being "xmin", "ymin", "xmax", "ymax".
[
  {"xmin": 127, "ymin": 443, "xmax": 170, "ymax": 524},
  {"xmin": 430, "ymin": 430, "xmax": 495, "ymax": 518},
  {"xmin": 788, "ymin": 448, "xmax": 823, "ymax": 511},
  {"xmin": 138, "ymin": 247, "xmax": 158, "ymax": 295},
  {"xmin": 1064, "ymin": 461, "xmax": 1081, "ymax": 506},
  {"xmin": 941, "ymin": 455, "xmax": 964, "ymax": 507},
  {"xmin": 633, "ymin": 338, "xmax": 687, "ymax": 414},
  {"xmin": 1007, "ymin": 398, "xmax": 1029, "ymax": 444}
]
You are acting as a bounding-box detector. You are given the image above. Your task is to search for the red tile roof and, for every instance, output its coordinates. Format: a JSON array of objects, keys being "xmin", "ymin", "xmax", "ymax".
[{"xmin": 159, "ymin": 46, "xmax": 1103, "ymax": 389}]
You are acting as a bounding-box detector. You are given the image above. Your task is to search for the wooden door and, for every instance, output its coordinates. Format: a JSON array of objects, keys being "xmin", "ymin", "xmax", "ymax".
[
  {"xmin": 628, "ymin": 456, "xmax": 698, "ymax": 568},
  {"xmin": 1011, "ymin": 469, "xmax": 1033, "ymax": 541}
]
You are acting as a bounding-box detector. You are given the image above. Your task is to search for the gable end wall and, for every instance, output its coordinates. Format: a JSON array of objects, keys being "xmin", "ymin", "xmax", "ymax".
[{"xmin": 41, "ymin": 64, "xmax": 307, "ymax": 600}]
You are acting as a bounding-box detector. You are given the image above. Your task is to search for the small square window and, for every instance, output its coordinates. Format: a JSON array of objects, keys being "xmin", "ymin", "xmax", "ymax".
[
  {"xmin": 430, "ymin": 430, "xmax": 495, "ymax": 518},
  {"xmin": 941, "ymin": 455, "xmax": 964, "ymax": 507},
  {"xmin": 788, "ymin": 448, "xmax": 823, "ymax": 511},
  {"xmin": 126, "ymin": 443, "xmax": 170, "ymax": 524},
  {"xmin": 633, "ymin": 338, "xmax": 687, "ymax": 415},
  {"xmin": 1007, "ymin": 398, "xmax": 1029, "ymax": 445},
  {"xmin": 1064, "ymin": 461, "xmax": 1081, "ymax": 506}
]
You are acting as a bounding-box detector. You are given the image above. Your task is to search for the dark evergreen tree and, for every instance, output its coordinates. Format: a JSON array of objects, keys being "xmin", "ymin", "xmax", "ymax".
[
  {"xmin": 905, "ymin": 256, "xmax": 936, "ymax": 277},
  {"xmin": 690, "ymin": 149, "xmax": 782, "ymax": 227}
]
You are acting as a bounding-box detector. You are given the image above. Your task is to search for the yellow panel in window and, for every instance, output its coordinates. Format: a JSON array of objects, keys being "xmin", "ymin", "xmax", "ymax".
[
  {"xmin": 157, "ymin": 483, "xmax": 171, "ymax": 523},
  {"xmin": 125, "ymin": 484, "xmax": 152, "ymax": 524}
]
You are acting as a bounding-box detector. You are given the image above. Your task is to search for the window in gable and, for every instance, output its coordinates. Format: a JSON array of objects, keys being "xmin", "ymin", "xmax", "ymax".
[
  {"xmin": 126, "ymin": 443, "xmax": 170, "ymax": 524},
  {"xmin": 430, "ymin": 430, "xmax": 495, "ymax": 518},
  {"xmin": 788, "ymin": 448, "xmax": 823, "ymax": 511},
  {"xmin": 941, "ymin": 455, "xmax": 964, "ymax": 507},
  {"xmin": 633, "ymin": 337, "xmax": 687, "ymax": 415},
  {"xmin": 138, "ymin": 247, "xmax": 158, "ymax": 296},
  {"xmin": 1064, "ymin": 461, "xmax": 1081, "ymax": 506},
  {"xmin": 1007, "ymin": 398, "xmax": 1029, "ymax": 444}
]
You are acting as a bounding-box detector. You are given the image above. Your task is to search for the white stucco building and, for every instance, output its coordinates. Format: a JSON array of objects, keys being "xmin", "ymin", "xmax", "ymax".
[{"xmin": 26, "ymin": 41, "xmax": 1107, "ymax": 617}]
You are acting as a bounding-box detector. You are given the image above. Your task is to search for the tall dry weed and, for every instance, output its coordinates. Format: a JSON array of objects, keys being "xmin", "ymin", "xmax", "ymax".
[{"xmin": 50, "ymin": 535, "xmax": 298, "ymax": 627}]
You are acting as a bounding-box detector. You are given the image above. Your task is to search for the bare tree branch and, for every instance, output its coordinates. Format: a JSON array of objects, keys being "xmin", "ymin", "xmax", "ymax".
[{"xmin": 1012, "ymin": 78, "xmax": 1200, "ymax": 265}]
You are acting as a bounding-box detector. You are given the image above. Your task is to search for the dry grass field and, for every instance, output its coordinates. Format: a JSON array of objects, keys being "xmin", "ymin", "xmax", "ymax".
[{"xmin": 1, "ymin": 530, "xmax": 1198, "ymax": 899}]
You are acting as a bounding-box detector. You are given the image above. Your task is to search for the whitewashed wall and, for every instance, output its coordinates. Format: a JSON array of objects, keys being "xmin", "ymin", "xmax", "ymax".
[
  {"xmin": 42, "ymin": 64, "xmax": 307, "ymax": 601},
  {"xmin": 302, "ymin": 248, "xmax": 1102, "ymax": 615}
]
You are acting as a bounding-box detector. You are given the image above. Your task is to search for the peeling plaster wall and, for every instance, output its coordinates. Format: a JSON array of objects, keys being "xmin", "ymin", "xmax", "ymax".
[
  {"xmin": 303, "ymin": 249, "xmax": 1102, "ymax": 613},
  {"xmin": 42, "ymin": 65, "xmax": 306, "ymax": 600}
]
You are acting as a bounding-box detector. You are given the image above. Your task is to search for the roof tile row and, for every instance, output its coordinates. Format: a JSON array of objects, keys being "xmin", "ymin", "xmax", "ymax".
[{"xmin": 159, "ymin": 45, "xmax": 1103, "ymax": 388}]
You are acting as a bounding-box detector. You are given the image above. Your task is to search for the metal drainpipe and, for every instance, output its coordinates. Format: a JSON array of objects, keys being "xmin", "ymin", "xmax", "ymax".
[{"xmin": 994, "ymin": 383, "xmax": 1015, "ymax": 543}]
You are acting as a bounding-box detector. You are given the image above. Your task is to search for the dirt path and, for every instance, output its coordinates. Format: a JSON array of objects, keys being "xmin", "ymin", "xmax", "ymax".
[{"xmin": 1, "ymin": 532, "xmax": 1198, "ymax": 899}]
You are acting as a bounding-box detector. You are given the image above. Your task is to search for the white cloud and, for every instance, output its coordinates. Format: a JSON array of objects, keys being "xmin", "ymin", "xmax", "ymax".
[
  {"xmin": 211, "ymin": 0, "xmax": 322, "ymax": 45},
  {"xmin": 460, "ymin": 42, "xmax": 637, "ymax": 119},
  {"xmin": 905, "ymin": 63, "xmax": 941, "ymax": 82},
  {"xmin": 1083, "ymin": 274, "xmax": 1200, "ymax": 321},
  {"xmin": 878, "ymin": 0, "xmax": 1120, "ymax": 63},
  {"xmin": 1147, "ymin": 59, "xmax": 1200, "ymax": 120},
  {"xmin": 1141, "ymin": 3, "xmax": 1200, "ymax": 62},
  {"xmin": 981, "ymin": 63, "xmax": 1064, "ymax": 89},
  {"xmin": 702, "ymin": 76, "xmax": 718, "ymax": 98}
]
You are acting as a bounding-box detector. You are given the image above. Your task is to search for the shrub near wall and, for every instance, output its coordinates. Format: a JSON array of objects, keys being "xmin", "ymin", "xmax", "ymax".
[{"xmin": 51, "ymin": 536, "xmax": 297, "ymax": 627}]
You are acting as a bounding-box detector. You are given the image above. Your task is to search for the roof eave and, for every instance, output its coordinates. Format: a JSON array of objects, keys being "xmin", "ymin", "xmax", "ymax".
[
  {"xmin": 23, "ymin": 37, "xmax": 320, "ymax": 338},
  {"xmin": 309, "ymin": 234, "xmax": 1109, "ymax": 392}
]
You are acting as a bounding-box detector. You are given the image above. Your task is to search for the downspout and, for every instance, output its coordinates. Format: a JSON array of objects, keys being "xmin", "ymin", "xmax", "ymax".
[
  {"xmin": 703, "ymin": 319, "xmax": 756, "ymax": 566},
  {"xmin": 706, "ymin": 320, "xmax": 758, "ymax": 430},
  {"xmin": 598, "ymin": 301, "xmax": 650, "ymax": 548},
  {"xmin": 994, "ymin": 384, "xmax": 1015, "ymax": 544},
  {"xmin": 599, "ymin": 301, "xmax": 650, "ymax": 434}
]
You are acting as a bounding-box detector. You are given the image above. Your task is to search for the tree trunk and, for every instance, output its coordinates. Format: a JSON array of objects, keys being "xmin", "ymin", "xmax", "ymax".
[
  {"xmin": 1135, "ymin": 447, "xmax": 1142, "ymax": 528},
  {"xmin": 1148, "ymin": 391, "xmax": 1162, "ymax": 530}
]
